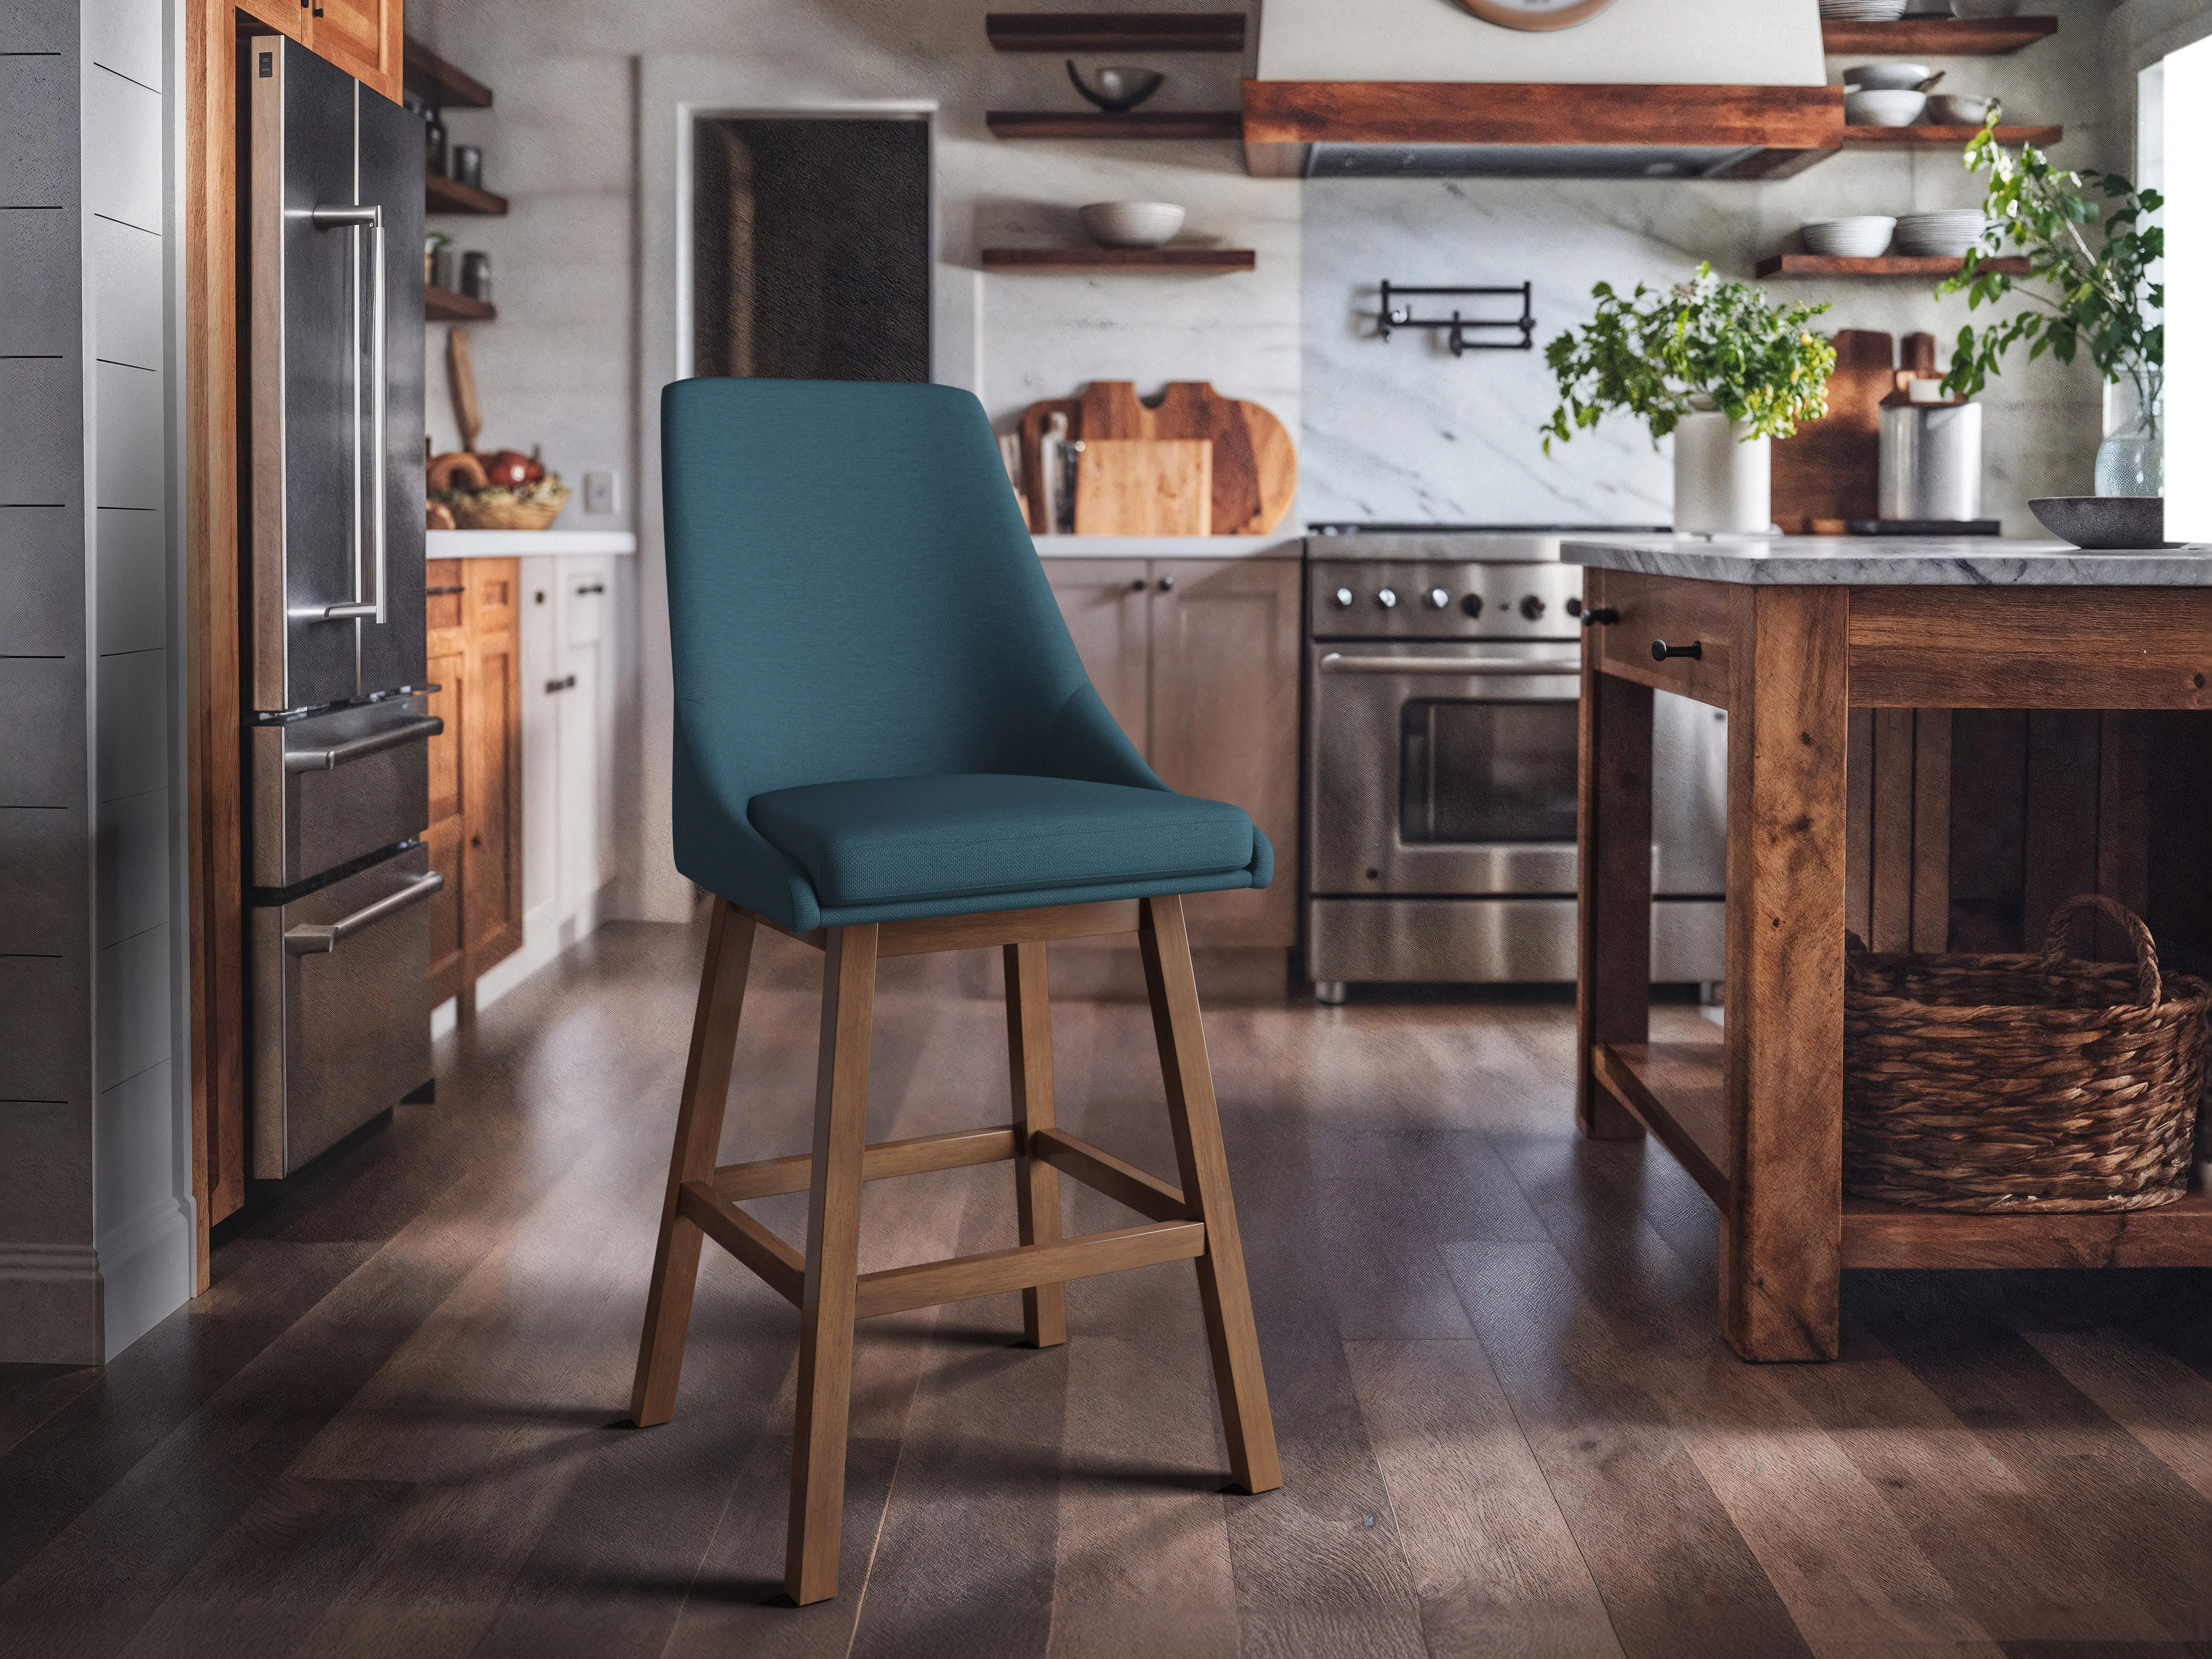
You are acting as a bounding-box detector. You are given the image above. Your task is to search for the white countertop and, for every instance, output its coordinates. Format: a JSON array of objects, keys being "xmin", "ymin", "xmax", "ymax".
[
  {"xmin": 1562, "ymin": 534, "xmax": 2212, "ymax": 586},
  {"xmin": 1030, "ymin": 535, "xmax": 1302, "ymax": 560},
  {"xmin": 428, "ymin": 529, "xmax": 637, "ymax": 557}
]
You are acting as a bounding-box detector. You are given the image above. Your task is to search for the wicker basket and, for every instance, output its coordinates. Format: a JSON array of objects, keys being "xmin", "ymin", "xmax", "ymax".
[
  {"xmin": 435, "ymin": 478, "xmax": 570, "ymax": 530},
  {"xmin": 1843, "ymin": 894, "xmax": 2210, "ymax": 1213}
]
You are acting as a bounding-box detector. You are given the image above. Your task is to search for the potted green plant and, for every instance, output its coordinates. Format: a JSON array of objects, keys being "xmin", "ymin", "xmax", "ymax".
[
  {"xmin": 1938, "ymin": 121, "xmax": 2164, "ymax": 496},
  {"xmin": 1543, "ymin": 264, "xmax": 1836, "ymax": 535}
]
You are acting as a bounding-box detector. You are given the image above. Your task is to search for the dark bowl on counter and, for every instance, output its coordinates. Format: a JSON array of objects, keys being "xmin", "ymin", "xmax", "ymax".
[{"xmin": 2028, "ymin": 495, "xmax": 2176, "ymax": 550}]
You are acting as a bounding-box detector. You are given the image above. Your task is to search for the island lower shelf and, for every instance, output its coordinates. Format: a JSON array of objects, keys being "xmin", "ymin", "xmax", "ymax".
[{"xmin": 1591, "ymin": 1039, "xmax": 2212, "ymax": 1268}]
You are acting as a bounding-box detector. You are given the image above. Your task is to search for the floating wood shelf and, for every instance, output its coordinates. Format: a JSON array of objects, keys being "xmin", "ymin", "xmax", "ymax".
[
  {"xmin": 985, "ymin": 11, "xmax": 1245, "ymax": 52},
  {"xmin": 1842, "ymin": 124, "xmax": 2062, "ymax": 150},
  {"xmin": 1822, "ymin": 15, "xmax": 2057, "ymax": 55},
  {"xmin": 403, "ymin": 37, "xmax": 492, "ymax": 108},
  {"xmin": 1592, "ymin": 1038, "xmax": 2212, "ymax": 1270},
  {"xmin": 986, "ymin": 109, "xmax": 1244, "ymax": 140},
  {"xmin": 982, "ymin": 247, "xmax": 1254, "ymax": 272},
  {"xmin": 426, "ymin": 172, "xmax": 508, "ymax": 215},
  {"xmin": 1755, "ymin": 254, "xmax": 2032, "ymax": 278},
  {"xmin": 426, "ymin": 285, "xmax": 495, "ymax": 322}
]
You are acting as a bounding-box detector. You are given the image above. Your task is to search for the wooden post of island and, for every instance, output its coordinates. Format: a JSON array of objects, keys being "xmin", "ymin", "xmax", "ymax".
[{"xmin": 1567, "ymin": 532, "xmax": 2212, "ymax": 1362}]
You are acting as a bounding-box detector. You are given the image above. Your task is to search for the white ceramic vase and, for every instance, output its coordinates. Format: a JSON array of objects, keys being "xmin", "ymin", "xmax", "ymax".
[{"xmin": 1672, "ymin": 408, "xmax": 1771, "ymax": 535}]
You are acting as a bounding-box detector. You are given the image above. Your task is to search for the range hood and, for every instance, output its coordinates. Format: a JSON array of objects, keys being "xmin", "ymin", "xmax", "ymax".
[{"xmin": 1243, "ymin": 0, "xmax": 1843, "ymax": 180}]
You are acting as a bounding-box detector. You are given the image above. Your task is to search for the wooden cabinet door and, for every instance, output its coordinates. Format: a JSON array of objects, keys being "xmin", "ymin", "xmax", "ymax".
[
  {"xmin": 424, "ymin": 561, "xmax": 467, "ymax": 1004},
  {"xmin": 462, "ymin": 559, "xmax": 523, "ymax": 976},
  {"xmin": 236, "ymin": 0, "xmax": 306, "ymax": 43},
  {"xmin": 304, "ymin": 0, "xmax": 401, "ymax": 102},
  {"xmin": 1044, "ymin": 559, "xmax": 1150, "ymax": 753},
  {"xmin": 1147, "ymin": 560, "xmax": 1302, "ymax": 948}
]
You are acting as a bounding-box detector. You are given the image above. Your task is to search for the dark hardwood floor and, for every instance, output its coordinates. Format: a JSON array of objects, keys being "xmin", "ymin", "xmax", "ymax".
[{"xmin": 5, "ymin": 918, "xmax": 2212, "ymax": 1657}]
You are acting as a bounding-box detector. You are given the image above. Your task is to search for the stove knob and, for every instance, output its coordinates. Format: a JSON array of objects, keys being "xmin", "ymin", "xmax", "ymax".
[
  {"xmin": 1377, "ymin": 588, "xmax": 1398, "ymax": 609},
  {"xmin": 1519, "ymin": 595, "xmax": 1547, "ymax": 621},
  {"xmin": 1459, "ymin": 594, "xmax": 1484, "ymax": 619},
  {"xmin": 1334, "ymin": 586, "xmax": 1354, "ymax": 609},
  {"xmin": 1425, "ymin": 587, "xmax": 1451, "ymax": 610}
]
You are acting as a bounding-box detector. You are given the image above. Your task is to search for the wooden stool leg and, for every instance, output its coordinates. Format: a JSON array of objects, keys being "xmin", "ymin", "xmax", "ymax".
[
  {"xmin": 1005, "ymin": 941, "xmax": 1067, "ymax": 1348},
  {"xmin": 630, "ymin": 899, "xmax": 757, "ymax": 1427},
  {"xmin": 786, "ymin": 923, "xmax": 878, "ymax": 1605},
  {"xmin": 1137, "ymin": 895, "xmax": 1283, "ymax": 1495}
]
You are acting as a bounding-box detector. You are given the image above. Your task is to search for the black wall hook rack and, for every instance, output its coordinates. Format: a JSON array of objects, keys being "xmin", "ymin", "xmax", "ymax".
[{"xmin": 1377, "ymin": 281, "xmax": 1535, "ymax": 355}]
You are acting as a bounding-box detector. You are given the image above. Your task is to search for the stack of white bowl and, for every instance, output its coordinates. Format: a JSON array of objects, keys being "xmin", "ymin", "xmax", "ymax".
[
  {"xmin": 1819, "ymin": 0, "xmax": 1910, "ymax": 19},
  {"xmin": 1894, "ymin": 210, "xmax": 1990, "ymax": 257},
  {"xmin": 1803, "ymin": 216, "xmax": 1897, "ymax": 258}
]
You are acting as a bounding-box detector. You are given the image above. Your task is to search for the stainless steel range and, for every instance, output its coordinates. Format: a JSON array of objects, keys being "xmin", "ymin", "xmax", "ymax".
[{"xmin": 1302, "ymin": 528, "xmax": 1725, "ymax": 1001}]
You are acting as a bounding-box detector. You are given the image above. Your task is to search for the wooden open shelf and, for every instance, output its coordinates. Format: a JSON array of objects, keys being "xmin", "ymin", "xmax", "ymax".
[
  {"xmin": 1822, "ymin": 15, "xmax": 2057, "ymax": 55},
  {"xmin": 425, "ymin": 285, "xmax": 495, "ymax": 322},
  {"xmin": 985, "ymin": 11, "xmax": 1245, "ymax": 52},
  {"xmin": 403, "ymin": 37, "xmax": 492, "ymax": 108},
  {"xmin": 1592, "ymin": 1038, "xmax": 2212, "ymax": 1269},
  {"xmin": 1842, "ymin": 124, "xmax": 2062, "ymax": 150},
  {"xmin": 986, "ymin": 109, "xmax": 1243, "ymax": 140},
  {"xmin": 982, "ymin": 247, "xmax": 1253, "ymax": 273},
  {"xmin": 426, "ymin": 172, "xmax": 508, "ymax": 215},
  {"xmin": 1755, "ymin": 254, "xmax": 2032, "ymax": 278}
]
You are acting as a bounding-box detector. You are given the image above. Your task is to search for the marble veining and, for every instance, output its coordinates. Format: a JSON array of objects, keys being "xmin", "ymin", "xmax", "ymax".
[{"xmin": 1563, "ymin": 534, "xmax": 2212, "ymax": 586}]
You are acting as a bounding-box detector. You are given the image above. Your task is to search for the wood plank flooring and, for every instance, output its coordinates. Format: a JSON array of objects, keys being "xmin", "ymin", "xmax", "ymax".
[{"xmin": 5, "ymin": 919, "xmax": 2212, "ymax": 1656}]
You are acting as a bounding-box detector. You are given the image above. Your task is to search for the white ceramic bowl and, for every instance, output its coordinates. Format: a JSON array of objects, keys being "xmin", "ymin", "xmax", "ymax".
[
  {"xmin": 1078, "ymin": 200, "xmax": 1185, "ymax": 250},
  {"xmin": 1843, "ymin": 61, "xmax": 1932, "ymax": 92},
  {"xmin": 1845, "ymin": 89, "xmax": 1928, "ymax": 126},
  {"xmin": 1803, "ymin": 215, "xmax": 1897, "ymax": 258},
  {"xmin": 1894, "ymin": 210, "xmax": 1989, "ymax": 256},
  {"xmin": 1925, "ymin": 92, "xmax": 1996, "ymax": 126},
  {"xmin": 1951, "ymin": 0, "xmax": 2021, "ymax": 17}
]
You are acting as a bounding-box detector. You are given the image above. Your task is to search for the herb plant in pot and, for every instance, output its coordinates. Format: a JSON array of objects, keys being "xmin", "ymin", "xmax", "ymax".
[
  {"xmin": 1543, "ymin": 264, "xmax": 1836, "ymax": 535},
  {"xmin": 1937, "ymin": 120, "xmax": 2163, "ymax": 497}
]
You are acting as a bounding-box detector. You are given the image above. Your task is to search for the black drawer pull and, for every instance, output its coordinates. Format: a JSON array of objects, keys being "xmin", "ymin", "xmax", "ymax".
[
  {"xmin": 575, "ymin": 582, "xmax": 606, "ymax": 595},
  {"xmin": 545, "ymin": 674, "xmax": 577, "ymax": 693},
  {"xmin": 1651, "ymin": 639, "xmax": 1702, "ymax": 662},
  {"xmin": 426, "ymin": 584, "xmax": 465, "ymax": 596},
  {"xmin": 1580, "ymin": 607, "xmax": 1618, "ymax": 627}
]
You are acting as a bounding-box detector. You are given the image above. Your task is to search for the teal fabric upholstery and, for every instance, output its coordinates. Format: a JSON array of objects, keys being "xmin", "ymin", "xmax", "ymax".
[{"xmin": 660, "ymin": 378, "xmax": 1271, "ymax": 931}]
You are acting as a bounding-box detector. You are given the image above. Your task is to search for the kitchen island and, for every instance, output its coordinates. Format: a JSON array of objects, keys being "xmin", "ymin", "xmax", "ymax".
[{"xmin": 1565, "ymin": 534, "xmax": 2212, "ymax": 1362}]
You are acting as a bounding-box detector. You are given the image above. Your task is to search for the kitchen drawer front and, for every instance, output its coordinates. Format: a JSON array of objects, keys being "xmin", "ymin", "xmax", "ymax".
[
  {"xmin": 1586, "ymin": 569, "xmax": 1740, "ymax": 710},
  {"xmin": 251, "ymin": 695, "xmax": 436, "ymax": 888},
  {"xmin": 251, "ymin": 843, "xmax": 436, "ymax": 1177}
]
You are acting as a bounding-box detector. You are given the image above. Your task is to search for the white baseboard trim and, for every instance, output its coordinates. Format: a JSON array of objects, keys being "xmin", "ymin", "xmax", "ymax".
[
  {"xmin": 474, "ymin": 882, "xmax": 616, "ymax": 1018},
  {"xmin": 0, "ymin": 1243, "xmax": 102, "ymax": 1365},
  {"xmin": 96, "ymin": 1198, "xmax": 195, "ymax": 1360}
]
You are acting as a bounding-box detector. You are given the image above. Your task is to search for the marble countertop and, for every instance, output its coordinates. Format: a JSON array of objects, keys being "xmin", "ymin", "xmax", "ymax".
[
  {"xmin": 427, "ymin": 529, "xmax": 636, "ymax": 557},
  {"xmin": 1031, "ymin": 535, "xmax": 1301, "ymax": 560},
  {"xmin": 1561, "ymin": 534, "xmax": 2212, "ymax": 586}
]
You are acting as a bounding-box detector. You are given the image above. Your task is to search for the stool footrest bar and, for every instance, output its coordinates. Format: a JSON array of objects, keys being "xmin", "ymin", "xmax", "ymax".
[
  {"xmin": 713, "ymin": 1125, "xmax": 1019, "ymax": 1202},
  {"xmin": 1028, "ymin": 1127, "xmax": 1188, "ymax": 1222},
  {"xmin": 679, "ymin": 1180, "xmax": 804, "ymax": 1307},
  {"xmin": 855, "ymin": 1220, "xmax": 1205, "ymax": 1319}
]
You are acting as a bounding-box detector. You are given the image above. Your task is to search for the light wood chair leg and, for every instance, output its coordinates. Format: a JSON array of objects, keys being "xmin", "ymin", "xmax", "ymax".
[
  {"xmin": 1004, "ymin": 941, "xmax": 1066, "ymax": 1348},
  {"xmin": 630, "ymin": 899, "xmax": 757, "ymax": 1427},
  {"xmin": 1137, "ymin": 895, "xmax": 1283, "ymax": 1495},
  {"xmin": 786, "ymin": 923, "xmax": 878, "ymax": 1606}
]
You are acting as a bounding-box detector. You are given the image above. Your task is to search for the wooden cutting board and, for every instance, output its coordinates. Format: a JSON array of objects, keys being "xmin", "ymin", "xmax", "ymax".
[
  {"xmin": 1073, "ymin": 439, "xmax": 1213, "ymax": 536},
  {"xmin": 1771, "ymin": 330, "xmax": 1893, "ymax": 533},
  {"xmin": 1019, "ymin": 381, "xmax": 1296, "ymax": 536}
]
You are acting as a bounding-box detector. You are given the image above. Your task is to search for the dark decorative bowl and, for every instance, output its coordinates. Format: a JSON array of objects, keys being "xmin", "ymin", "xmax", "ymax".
[{"xmin": 2028, "ymin": 496, "xmax": 2173, "ymax": 550}]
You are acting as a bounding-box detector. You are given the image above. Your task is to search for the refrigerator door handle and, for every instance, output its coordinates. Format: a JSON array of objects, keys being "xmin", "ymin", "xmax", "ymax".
[
  {"xmin": 284, "ymin": 868, "xmax": 444, "ymax": 955},
  {"xmin": 282, "ymin": 713, "xmax": 443, "ymax": 773},
  {"xmin": 309, "ymin": 201, "xmax": 386, "ymax": 627}
]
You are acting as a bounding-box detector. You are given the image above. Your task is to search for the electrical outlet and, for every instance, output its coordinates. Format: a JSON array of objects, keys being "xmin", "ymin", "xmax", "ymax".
[{"xmin": 583, "ymin": 470, "xmax": 619, "ymax": 515}]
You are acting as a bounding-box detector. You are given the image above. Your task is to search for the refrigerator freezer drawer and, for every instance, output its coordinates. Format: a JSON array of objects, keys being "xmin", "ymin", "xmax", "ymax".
[
  {"xmin": 251, "ymin": 695, "xmax": 437, "ymax": 889},
  {"xmin": 251, "ymin": 843, "xmax": 438, "ymax": 1177},
  {"xmin": 1306, "ymin": 896, "xmax": 1725, "ymax": 986}
]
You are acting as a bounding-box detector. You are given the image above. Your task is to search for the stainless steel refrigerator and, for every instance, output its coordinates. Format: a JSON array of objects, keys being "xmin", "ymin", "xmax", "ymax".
[{"xmin": 246, "ymin": 36, "xmax": 436, "ymax": 1178}]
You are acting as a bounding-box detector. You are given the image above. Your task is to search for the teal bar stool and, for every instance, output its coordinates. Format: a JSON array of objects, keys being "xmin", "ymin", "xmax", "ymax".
[{"xmin": 629, "ymin": 377, "xmax": 1282, "ymax": 1605}]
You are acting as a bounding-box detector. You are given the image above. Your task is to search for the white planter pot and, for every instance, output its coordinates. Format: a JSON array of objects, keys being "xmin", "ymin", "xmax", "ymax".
[{"xmin": 1672, "ymin": 410, "xmax": 1771, "ymax": 535}]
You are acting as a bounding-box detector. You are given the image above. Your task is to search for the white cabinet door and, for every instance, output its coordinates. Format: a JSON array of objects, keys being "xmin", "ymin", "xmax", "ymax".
[
  {"xmin": 517, "ymin": 558, "xmax": 561, "ymax": 930},
  {"xmin": 556, "ymin": 563, "xmax": 612, "ymax": 921}
]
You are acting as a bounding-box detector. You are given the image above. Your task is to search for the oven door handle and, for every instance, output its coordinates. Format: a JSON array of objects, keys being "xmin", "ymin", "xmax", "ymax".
[{"xmin": 1318, "ymin": 652, "xmax": 1581, "ymax": 676}]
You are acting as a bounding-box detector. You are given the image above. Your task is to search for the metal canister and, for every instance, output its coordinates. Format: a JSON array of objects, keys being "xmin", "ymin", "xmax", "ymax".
[{"xmin": 1879, "ymin": 399, "xmax": 1983, "ymax": 522}]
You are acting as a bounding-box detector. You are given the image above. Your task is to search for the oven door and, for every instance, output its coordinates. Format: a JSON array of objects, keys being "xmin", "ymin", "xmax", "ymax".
[{"xmin": 1307, "ymin": 640, "xmax": 1582, "ymax": 897}]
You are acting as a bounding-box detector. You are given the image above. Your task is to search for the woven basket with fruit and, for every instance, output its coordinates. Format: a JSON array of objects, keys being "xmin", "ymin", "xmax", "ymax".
[{"xmin": 426, "ymin": 447, "xmax": 570, "ymax": 530}]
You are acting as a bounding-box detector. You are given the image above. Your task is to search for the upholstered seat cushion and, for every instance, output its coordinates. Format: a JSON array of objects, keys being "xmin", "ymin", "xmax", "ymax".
[{"xmin": 748, "ymin": 773, "xmax": 1258, "ymax": 911}]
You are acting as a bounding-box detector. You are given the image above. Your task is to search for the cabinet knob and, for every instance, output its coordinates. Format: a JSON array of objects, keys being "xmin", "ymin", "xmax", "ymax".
[
  {"xmin": 1157, "ymin": 574, "xmax": 1175, "ymax": 593},
  {"xmin": 1651, "ymin": 639, "xmax": 1703, "ymax": 662},
  {"xmin": 1580, "ymin": 607, "xmax": 1619, "ymax": 627},
  {"xmin": 1130, "ymin": 578, "xmax": 1147, "ymax": 591}
]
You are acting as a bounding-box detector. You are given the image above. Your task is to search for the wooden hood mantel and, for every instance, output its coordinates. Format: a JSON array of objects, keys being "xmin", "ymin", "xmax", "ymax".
[{"xmin": 1240, "ymin": 80, "xmax": 1845, "ymax": 179}]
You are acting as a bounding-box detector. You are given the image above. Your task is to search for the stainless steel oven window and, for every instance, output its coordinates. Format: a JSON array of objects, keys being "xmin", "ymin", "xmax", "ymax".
[{"xmin": 1399, "ymin": 698, "xmax": 1580, "ymax": 844}]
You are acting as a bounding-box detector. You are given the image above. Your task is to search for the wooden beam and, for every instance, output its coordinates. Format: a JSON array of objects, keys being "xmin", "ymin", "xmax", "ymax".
[
  {"xmin": 678, "ymin": 1180, "xmax": 803, "ymax": 1307},
  {"xmin": 711, "ymin": 1126, "xmax": 1019, "ymax": 1203},
  {"xmin": 1028, "ymin": 1127, "xmax": 1188, "ymax": 1222},
  {"xmin": 1843, "ymin": 1192, "xmax": 2212, "ymax": 1270},
  {"xmin": 1591, "ymin": 1044, "xmax": 1730, "ymax": 1207},
  {"xmin": 1240, "ymin": 79, "xmax": 1843, "ymax": 149},
  {"xmin": 854, "ymin": 1220, "xmax": 1205, "ymax": 1320}
]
